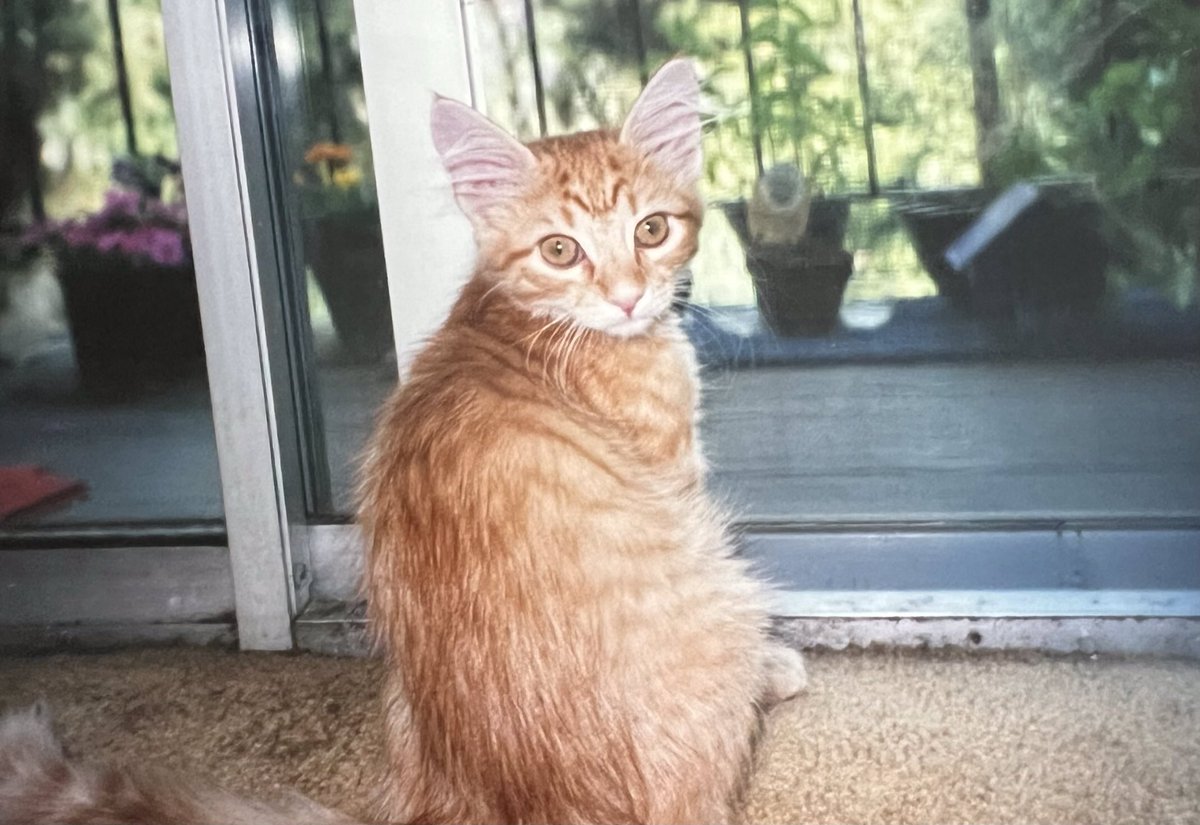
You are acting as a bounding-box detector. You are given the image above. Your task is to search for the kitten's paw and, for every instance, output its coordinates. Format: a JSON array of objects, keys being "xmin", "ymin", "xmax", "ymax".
[{"xmin": 761, "ymin": 644, "xmax": 807, "ymax": 704}]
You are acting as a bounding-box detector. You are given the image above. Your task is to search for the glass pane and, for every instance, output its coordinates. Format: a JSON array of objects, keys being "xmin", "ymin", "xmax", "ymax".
[
  {"xmin": 260, "ymin": 0, "xmax": 394, "ymax": 516},
  {"xmin": 470, "ymin": 0, "xmax": 1200, "ymax": 523},
  {"xmin": 0, "ymin": 0, "xmax": 223, "ymax": 526}
]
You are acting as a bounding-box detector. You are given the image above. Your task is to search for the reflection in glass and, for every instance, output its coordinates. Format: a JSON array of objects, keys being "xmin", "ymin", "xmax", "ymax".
[
  {"xmin": 0, "ymin": 0, "xmax": 222, "ymax": 525},
  {"xmin": 267, "ymin": 0, "xmax": 395, "ymax": 515},
  {"xmin": 469, "ymin": 0, "xmax": 1200, "ymax": 522}
]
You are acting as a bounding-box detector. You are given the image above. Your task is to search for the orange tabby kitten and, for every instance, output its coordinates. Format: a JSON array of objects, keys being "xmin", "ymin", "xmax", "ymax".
[
  {"xmin": 0, "ymin": 59, "xmax": 804, "ymax": 825},
  {"xmin": 358, "ymin": 58, "xmax": 805, "ymax": 825}
]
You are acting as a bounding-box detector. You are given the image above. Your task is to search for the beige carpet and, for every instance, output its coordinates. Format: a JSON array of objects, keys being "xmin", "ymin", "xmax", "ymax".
[{"xmin": 1, "ymin": 648, "xmax": 1197, "ymax": 824}]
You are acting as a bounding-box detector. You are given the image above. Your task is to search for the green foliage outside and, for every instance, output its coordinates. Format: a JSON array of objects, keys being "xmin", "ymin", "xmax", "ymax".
[
  {"xmin": 517, "ymin": 0, "xmax": 981, "ymax": 199},
  {"xmin": 3, "ymin": 0, "xmax": 378, "ymax": 223},
  {"xmin": 5, "ymin": 0, "xmax": 1196, "ymax": 307},
  {"xmin": 992, "ymin": 0, "xmax": 1200, "ymax": 303},
  {"xmin": 488, "ymin": 0, "xmax": 983, "ymax": 302},
  {"xmin": 476, "ymin": 0, "xmax": 1197, "ymax": 305},
  {"xmin": 2, "ymin": 0, "xmax": 178, "ymax": 220}
]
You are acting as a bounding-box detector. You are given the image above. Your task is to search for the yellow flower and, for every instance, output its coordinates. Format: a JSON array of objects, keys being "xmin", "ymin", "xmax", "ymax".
[{"xmin": 331, "ymin": 166, "xmax": 364, "ymax": 189}]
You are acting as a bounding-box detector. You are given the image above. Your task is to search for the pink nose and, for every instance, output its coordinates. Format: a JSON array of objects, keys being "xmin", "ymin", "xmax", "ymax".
[{"xmin": 609, "ymin": 292, "xmax": 643, "ymax": 317}]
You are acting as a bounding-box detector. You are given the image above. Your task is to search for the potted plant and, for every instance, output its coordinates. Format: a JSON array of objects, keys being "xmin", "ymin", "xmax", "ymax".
[
  {"xmin": 891, "ymin": 187, "xmax": 993, "ymax": 308},
  {"xmin": 895, "ymin": 0, "xmax": 1200, "ymax": 315},
  {"xmin": 721, "ymin": 166, "xmax": 853, "ymax": 336},
  {"xmin": 297, "ymin": 141, "xmax": 393, "ymax": 363},
  {"xmin": 24, "ymin": 158, "xmax": 202, "ymax": 398},
  {"xmin": 710, "ymin": 1, "xmax": 854, "ymax": 334}
]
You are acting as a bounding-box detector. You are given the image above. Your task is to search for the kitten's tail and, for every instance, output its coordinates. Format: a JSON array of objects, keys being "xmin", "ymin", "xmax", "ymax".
[{"xmin": 0, "ymin": 704, "xmax": 364, "ymax": 825}]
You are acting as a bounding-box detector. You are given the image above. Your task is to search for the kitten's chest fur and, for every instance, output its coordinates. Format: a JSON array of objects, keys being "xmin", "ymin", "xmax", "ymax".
[
  {"xmin": 457, "ymin": 286, "xmax": 702, "ymax": 477},
  {"xmin": 567, "ymin": 327, "xmax": 700, "ymax": 473}
]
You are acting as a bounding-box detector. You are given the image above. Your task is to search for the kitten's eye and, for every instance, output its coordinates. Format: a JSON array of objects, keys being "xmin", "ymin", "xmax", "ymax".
[
  {"xmin": 635, "ymin": 214, "xmax": 669, "ymax": 248},
  {"xmin": 538, "ymin": 235, "xmax": 582, "ymax": 267}
]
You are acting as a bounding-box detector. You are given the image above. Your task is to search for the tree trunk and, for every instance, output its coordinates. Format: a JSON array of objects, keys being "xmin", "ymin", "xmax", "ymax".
[{"xmin": 965, "ymin": 0, "xmax": 1003, "ymax": 188}]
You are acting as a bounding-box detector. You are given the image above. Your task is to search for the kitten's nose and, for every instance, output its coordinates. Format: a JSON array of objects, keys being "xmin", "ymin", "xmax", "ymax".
[{"xmin": 608, "ymin": 289, "xmax": 644, "ymax": 317}]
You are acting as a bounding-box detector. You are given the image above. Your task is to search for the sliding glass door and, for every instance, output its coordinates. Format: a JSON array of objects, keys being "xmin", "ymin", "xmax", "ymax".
[
  {"xmin": 3, "ymin": 0, "xmax": 1195, "ymax": 652},
  {"xmin": 0, "ymin": 0, "xmax": 232, "ymax": 649},
  {"xmin": 355, "ymin": 0, "xmax": 1200, "ymax": 629}
]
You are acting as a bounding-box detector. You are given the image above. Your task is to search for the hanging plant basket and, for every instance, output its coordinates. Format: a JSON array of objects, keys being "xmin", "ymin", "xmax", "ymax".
[
  {"xmin": 56, "ymin": 248, "xmax": 205, "ymax": 398},
  {"xmin": 305, "ymin": 206, "xmax": 393, "ymax": 363}
]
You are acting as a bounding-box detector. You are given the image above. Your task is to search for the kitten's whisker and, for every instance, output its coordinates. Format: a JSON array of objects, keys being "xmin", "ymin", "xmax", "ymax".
[
  {"xmin": 474, "ymin": 279, "xmax": 508, "ymax": 312},
  {"xmin": 522, "ymin": 316, "xmax": 568, "ymax": 372},
  {"xmin": 550, "ymin": 322, "xmax": 586, "ymax": 393},
  {"xmin": 559, "ymin": 325, "xmax": 587, "ymax": 391},
  {"xmin": 551, "ymin": 324, "xmax": 577, "ymax": 391},
  {"xmin": 678, "ymin": 298, "xmax": 722, "ymax": 322},
  {"xmin": 573, "ymin": 327, "xmax": 595, "ymax": 386},
  {"xmin": 558, "ymin": 328, "xmax": 578, "ymax": 392},
  {"xmin": 542, "ymin": 321, "xmax": 572, "ymax": 388},
  {"xmin": 676, "ymin": 300, "xmax": 746, "ymax": 389},
  {"xmin": 517, "ymin": 315, "xmax": 564, "ymax": 347}
]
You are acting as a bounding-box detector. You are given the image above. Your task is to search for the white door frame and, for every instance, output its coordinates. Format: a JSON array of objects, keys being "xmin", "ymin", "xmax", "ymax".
[
  {"xmin": 161, "ymin": 0, "xmax": 313, "ymax": 650},
  {"xmin": 353, "ymin": 0, "xmax": 481, "ymax": 373}
]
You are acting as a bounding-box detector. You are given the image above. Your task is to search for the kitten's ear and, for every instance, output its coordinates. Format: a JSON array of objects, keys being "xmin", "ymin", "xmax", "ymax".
[
  {"xmin": 431, "ymin": 95, "xmax": 536, "ymax": 219},
  {"xmin": 619, "ymin": 58, "xmax": 703, "ymax": 188}
]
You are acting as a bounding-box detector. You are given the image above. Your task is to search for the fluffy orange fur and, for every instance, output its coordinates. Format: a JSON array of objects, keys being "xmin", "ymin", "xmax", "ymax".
[
  {"xmin": 358, "ymin": 61, "xmax": 805, "ymax": 824},
  {"xmin": 0, "ymin": 60, "xmax": 805, "ymax": 825}
]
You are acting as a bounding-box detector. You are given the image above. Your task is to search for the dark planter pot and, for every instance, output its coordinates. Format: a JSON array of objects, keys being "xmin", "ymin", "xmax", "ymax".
[
  {"xmin": 891, "ymin": 188, "xmax": 991, "ymax": 307},
  {"xmin": 305, "ymin": 208, "xmax": 394, "ymax": 363},
  {"xmin": 56, "ymin": 249, "xmax": 205, "ymax": 399},
  {"xmin": 721, "ymin": 197, "xmax": 851, "ymax": 250},
  {"xmin": 722, "ymin": 198, "xmax": 854, "ymax": 336},
  {"xmin": 945, "ymin": 182, "xmax": 1110, "ymax": 319},
  {"xmin": 745, "ymin": 242, "xmax": 854, "ymax": 336}
]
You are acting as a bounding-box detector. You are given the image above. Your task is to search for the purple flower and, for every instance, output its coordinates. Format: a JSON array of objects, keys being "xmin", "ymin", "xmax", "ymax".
[
  {"xmin": 96, "ymin": 231, "xmax": 125, "ymax": 253},
  {"xmin": 138, "ymin": 227, "xmax": 186, "ymax": 267},
  {"xmin": 100, "ymin": 189, "xmax": 142, "ymax": 219},
  {"xmin": 149, "ymin": 197, "xmax": 187, "ymax": 225},
  {"xmin": 25, "ymin": 186, "xmax": 191, "ymax": 269},
  {"xmin": 63, "ymin": 224, "xmax": 97, "ymax": 247}
]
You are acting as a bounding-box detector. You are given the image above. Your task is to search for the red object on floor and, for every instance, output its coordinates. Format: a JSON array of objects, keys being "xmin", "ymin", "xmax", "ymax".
[{"xmin": 0, "ymin": 465, "xmax": 88, "ymax": 521}]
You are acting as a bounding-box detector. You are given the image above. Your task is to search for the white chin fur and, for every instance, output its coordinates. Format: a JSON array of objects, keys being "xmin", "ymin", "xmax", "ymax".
[
  {"xmin": 568, "ymin": 310, "xmax": 657, "ymax": 338},
  {"xmin": 604, "ymin": 316, "xmax": 656, "ymax": 337}
]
